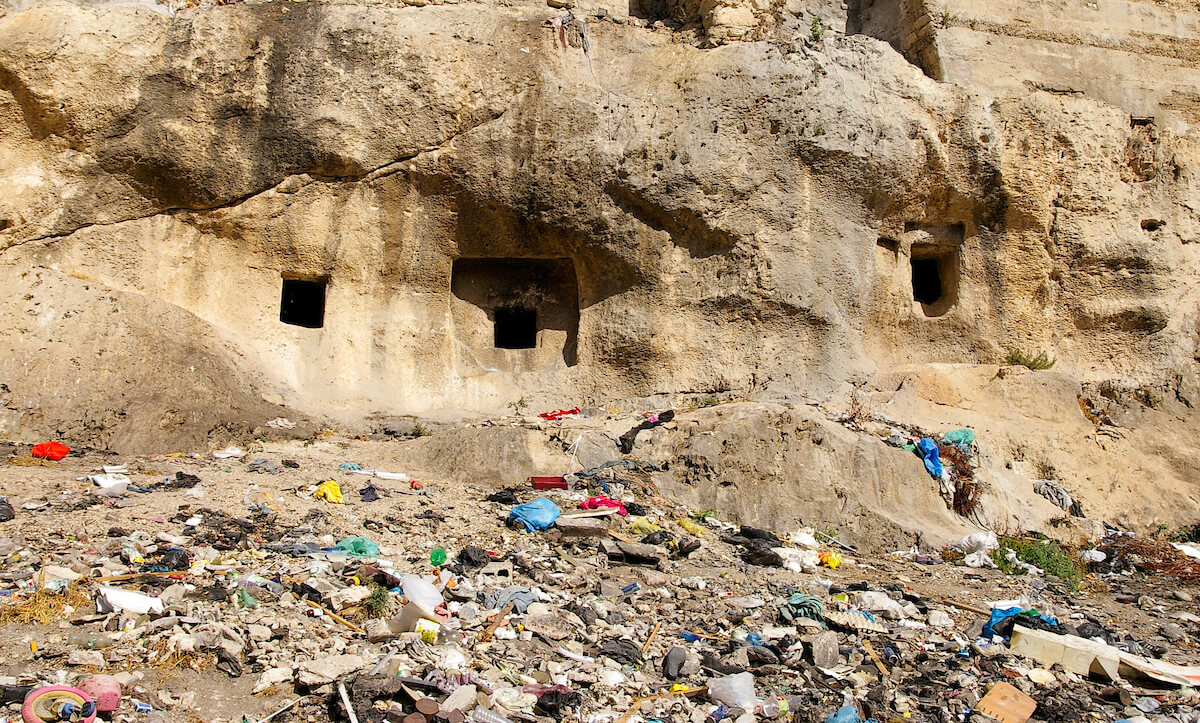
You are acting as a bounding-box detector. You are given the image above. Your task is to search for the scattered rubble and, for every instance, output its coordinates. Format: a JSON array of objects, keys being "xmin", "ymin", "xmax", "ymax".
[{"xmin": 1, "ymin": 427, "xmax": 1199, "ymax": 723}]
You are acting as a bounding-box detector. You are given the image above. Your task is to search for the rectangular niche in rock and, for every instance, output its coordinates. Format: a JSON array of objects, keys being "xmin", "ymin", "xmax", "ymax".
[
  {"xmin": 451, "ymin": 258, "xmax": 579, "ymax": 370},
  {"xmin": 279, "ymin": 276, "xmax": 328, "ymax": 329},
  {"xmin": 905, "ymin": 222, "xmax": 962, "ymax": 318}
]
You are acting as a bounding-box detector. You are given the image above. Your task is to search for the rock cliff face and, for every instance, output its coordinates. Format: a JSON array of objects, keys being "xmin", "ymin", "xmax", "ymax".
[{"xmin": 0, "ymin": 0, "xmax": 1196, "ymax": 529}]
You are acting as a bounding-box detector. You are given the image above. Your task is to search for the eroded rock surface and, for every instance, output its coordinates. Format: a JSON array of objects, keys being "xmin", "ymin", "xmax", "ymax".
[{"xmin": 0, "ymin": 0, "xmax": 1196, "ymax": 527}]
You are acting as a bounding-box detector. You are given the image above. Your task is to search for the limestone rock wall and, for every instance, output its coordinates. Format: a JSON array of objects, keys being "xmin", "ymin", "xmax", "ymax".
[{"xmin": 0, "ymin": 0, "xmax": 1197, "ymax": 463}]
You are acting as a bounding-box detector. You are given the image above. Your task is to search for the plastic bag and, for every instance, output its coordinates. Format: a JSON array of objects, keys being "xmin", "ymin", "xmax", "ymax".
[
  {"xmin": 630, "ymin": 517, "xmax": 661, "ymax": 535},
  {"xmin": 31, "ymin": 441, "xmax": 70, "ymax": 461},
  {"xmin": 707, "ymin": 672, "xmax": 756, "ymax": 709},
  {"xmin": 335, "ymin": 536, "xmax": 379, "ymax": 558},
  {"xmin": 941, "ymin": 429, "xmax": 976, "ymax": 446},
  {"xmin": 508, "ymin": 498, "xmax": 561, "ymax": 531},
  {"xmin": 916, "ymin": 438, "xmax": 943, "ymax": 478},
  {"xmin": 953, "ymin": 531, "xmax": 998, "ymax": 554}
]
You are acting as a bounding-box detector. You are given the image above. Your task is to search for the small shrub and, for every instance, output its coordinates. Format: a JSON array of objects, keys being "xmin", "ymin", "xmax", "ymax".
[
  {"xmin": 507, "ymin": 397, "xmax": 529, "ymax": 415},
  {"xmin": 847, "ymin": 391, "xmax": 872, "ymax": 425},
  {"xmin": 1005, "ymin": 349, "xmax": 1056, "ymax": 370},
  {"xmin": 813, "ymin": 125, "xmax": 826, "ymax": 136},
  {"xmin": 1170, "ymin": 523, "xmax": 1200, "ymax": 543},
  {"xmin": 990, "ymin": 536, "xmax": 1082, "ymax": 583},
  {"xmin": 411, "ymin": 422, "xmax": 432, "ymax": 438},
  {"xmin": 361, "ymin": 585, "xmax": 392, "ymax": 619},
  {"xmin": 809, "ymin": 17, "xmax": 825, "ymax": 43},
  {"xmin": 1134, "ymin": 387, "xmax": 1162, "ymax": 409}
]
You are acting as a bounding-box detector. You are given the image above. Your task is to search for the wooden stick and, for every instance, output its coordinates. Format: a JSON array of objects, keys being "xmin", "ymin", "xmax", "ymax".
[
  {"xmin": 94, "ymin": 571, "xmax": 188, "ymax": 582},
  {"xmin": 862, "ymin": 639, "xmax": 890, "ymax": 677},
  {"xmin": 477, "ymin": 602, "xmax": 514, "ymax": 644},
  {"xmin": 260, "ymin": 695, "xmax": 309, "ymax": 723},
  {"xmin": 943, "ymin": 598, "xmax": 989, "ymax": 615},
  {"xmin": 642, "ymin": 622, "xmax": 661, "ymax": 654},
  {"xmin": 616, "ymin": 687, "xmax": 707, "ymax": 723},
  {"xmin": 304, "ymin": 599, "xmax": 365, "ymax": 633},
  {"xmin": 338, "ymin": 681, "xmax": 360, "ymax": 723}
]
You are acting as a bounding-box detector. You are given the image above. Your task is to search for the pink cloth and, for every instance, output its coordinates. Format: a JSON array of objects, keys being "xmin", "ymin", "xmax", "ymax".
[{"xmin": 581, "ymin": 496, "xmax": 628, "ymax": 516}]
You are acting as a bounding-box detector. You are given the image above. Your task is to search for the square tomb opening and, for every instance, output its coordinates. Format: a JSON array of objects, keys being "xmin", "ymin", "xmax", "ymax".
[
  {"xmin": 494, "ymin": 306, "xmax": 538, "ymax": 349},
  {"xmin": 451, "ymin": 258, "xmax": 579, "ymax": 370},
  {"xmin": 280, "ymin": 277, "xmax": 328, "ymax": 329},
  {"xmin": 909, "ymin": 245, "xmax": 958, "ymax": 317}
]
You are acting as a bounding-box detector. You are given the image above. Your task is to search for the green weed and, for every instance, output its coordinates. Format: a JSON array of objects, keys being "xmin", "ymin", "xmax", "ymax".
[
  {"xmin": 362, "ymin": 585, "xmax": 392, "ymax": 619},
  {"xmin": 809, "ymin": 17, "xmax": 824, "ymax": 43},
  {"xmin": 1005, "ymin": 349, "xmax": 1056, "ymax": 370},
  {"xmin": 991, "ymin": 536, "xmax": 1082, "ymax": 583}
]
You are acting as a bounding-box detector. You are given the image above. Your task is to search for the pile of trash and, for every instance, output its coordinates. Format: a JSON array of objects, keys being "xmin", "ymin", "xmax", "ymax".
[{"xmin": 0, "ymin": 436, "xmax": 1199, "ymax": 723}]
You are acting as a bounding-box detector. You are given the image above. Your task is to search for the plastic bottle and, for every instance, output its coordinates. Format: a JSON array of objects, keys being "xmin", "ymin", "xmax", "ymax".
[
  {"xmin": 67, "ymin": 630, "xmax": 116, "ymax": 650},
  {"xmin": 472, "ymin": 708, "xmax": 513, "ymax": 723},
  {"xmin": 430, "ymin": 545, "xmax": 447, "ymax": 567},
  {"xmin": 758, "ymin": 695, "xmax": 788, "ymax": 718}
]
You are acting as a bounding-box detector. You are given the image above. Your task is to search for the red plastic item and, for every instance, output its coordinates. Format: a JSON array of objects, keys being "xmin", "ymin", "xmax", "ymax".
[
  {"xmin": 21, "ymin": 685, "xmax": 96, "ymax": 723},
  {"xmin": 538, "ymin": 407, "xmax": 580, "ymax": 421},
  {"xmin": 77, "ymin": 676, "xmax": 120, "ymax": 713},
  {"xmin": 30, "ymin": 442, "xmax": 70, "ymax": 461},
  {"xmin": 530, "ymin": 476, "xmax": 567, "ymax": 490}
]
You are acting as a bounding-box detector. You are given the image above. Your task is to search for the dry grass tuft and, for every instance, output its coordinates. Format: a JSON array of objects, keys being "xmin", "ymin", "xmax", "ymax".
[
  {"xmin": 146, "ymin": 637, "xmax": 218, "ymax": 678},
  {"xmin": 6, "ymin": 456, "xmax": 56, "ymax": 467},
  {"xmin": 0, "ymin": 583, "xmax": 91, "ymax": 626}
]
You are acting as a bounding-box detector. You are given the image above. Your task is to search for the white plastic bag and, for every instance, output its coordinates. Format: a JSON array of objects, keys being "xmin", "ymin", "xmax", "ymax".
[{"xmin": 707, "ymin": 672, "xmax": 756, "ymax": 709}]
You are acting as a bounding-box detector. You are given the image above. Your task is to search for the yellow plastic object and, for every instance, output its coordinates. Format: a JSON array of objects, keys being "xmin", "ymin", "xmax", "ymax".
[
  {"xmin": 818, "ymin": 550, "xmax": 843, "ymax": 569},
  {"xmin": 314, "ymin": 480, "xmax": 345, "ymax": 504},
  {"xmin": 678, "ymin": 519, "xmax": 705, "ymax": 536},
  {"xmin": 631, "ymin": 517, "xmax": 661, "ymax": 535}
]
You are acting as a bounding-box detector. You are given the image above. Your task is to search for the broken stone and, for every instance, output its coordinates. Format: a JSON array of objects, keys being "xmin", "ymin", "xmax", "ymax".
[
  {"xmin": 297, "ymin": 654, "xmax": 367, "ymax": 686},
  {"xmin": 803, "ymin": 631, "xmax": 839, "ymax": 669},
  {"xmin": 555, "ymin": 517, "xmax": 609, "ymax": 537},
  {"xmin": 67, "ymin": 649, "xmax": 106, "ymax": 668},
  {"xmin": 253, "ymin": 667, "xmax": 294, "ymax": 694}
]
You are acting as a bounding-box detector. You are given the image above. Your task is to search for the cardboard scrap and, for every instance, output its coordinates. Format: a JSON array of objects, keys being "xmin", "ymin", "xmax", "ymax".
[
  {"xmin": 976, "ymin": 682, "xmax": 1037, "ymax": 723},
  {"xmin": 1011, "ymin": 625, "xmax": 1200, "ymax": 688}
]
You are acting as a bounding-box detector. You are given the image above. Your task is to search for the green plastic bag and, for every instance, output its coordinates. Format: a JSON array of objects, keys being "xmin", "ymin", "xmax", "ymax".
[
  {"xmin": 942, "ymin": 428, "xmax": 975, "ymax": 446},
  {"xmin": 335, "ymin": 536, "xmax": 380, "ymax": 558}
]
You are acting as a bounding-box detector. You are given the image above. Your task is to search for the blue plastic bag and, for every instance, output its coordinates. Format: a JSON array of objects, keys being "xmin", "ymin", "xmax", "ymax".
[
  {"xmin": 825, "ymin": 706, "xmax": 861, "ymax": 723},
  {"xmin": 917, "ymin": 437, "xmax": 943, "ymax": 478},
  {"xmin": 508, "ymin": 497, "xmax": 561, "ymax": 531},
  {"xmin": 983, "ymin": 606, "xmax": 1058, "ymax": 639}
]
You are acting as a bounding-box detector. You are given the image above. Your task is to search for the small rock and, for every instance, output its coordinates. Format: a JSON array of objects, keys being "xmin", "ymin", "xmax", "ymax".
[
  {"xmin": 802, "ymin": 631, "xmax": 839, "ymax": 669},
  {"xmin": 253, "ymin": 667, "xmax": 294, "ymax": 694},
  {"xmin": 1174, "ymin": 590, "xmax": 1193, "ymax": 602},
  {"xmin": 1162, "ymin": 623, "xmax": 1186, "ymax": 642},
  {"xmin": 555, "ymin": 517, "xmax": 608, "ymax": 537},
  {"xmin": 68, "ymin": 649, "xmax": 106, "ymax": 668},
  {"xmin": 297, "ymin": 654, "xmax": 366, "ymax": 686}
]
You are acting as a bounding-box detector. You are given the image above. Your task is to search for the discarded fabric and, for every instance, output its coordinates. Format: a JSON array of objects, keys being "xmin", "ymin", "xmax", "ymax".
[{"xmin": 314, "ymin": 480, "xmax": 345, "ymax": 504}]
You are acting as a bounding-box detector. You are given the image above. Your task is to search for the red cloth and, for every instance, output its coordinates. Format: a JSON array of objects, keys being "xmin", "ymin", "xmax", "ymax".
[
  {"xmin": 31, "ymin": 441, "xmax": 70, "ymax": 461},
  {"xmin": 581, "ymin": 495, "xmax": 628, "ymax": 516},
  {"xmin": 538, "ymin": 407, "xmax": 581, "ymax": 421}
]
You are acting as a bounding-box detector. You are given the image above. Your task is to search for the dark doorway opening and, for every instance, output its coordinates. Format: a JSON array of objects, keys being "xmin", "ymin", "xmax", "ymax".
[
  {"xmin": 280, "ymin": 278, "xmax": 327, "ymax": 328},
  {"xmin": 494, "ymin": 307, "xmax": 537, "ymax": 349},
  {"xmin": 910, "ymin": 258, "xmax": 942, "ymax": 305}
]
